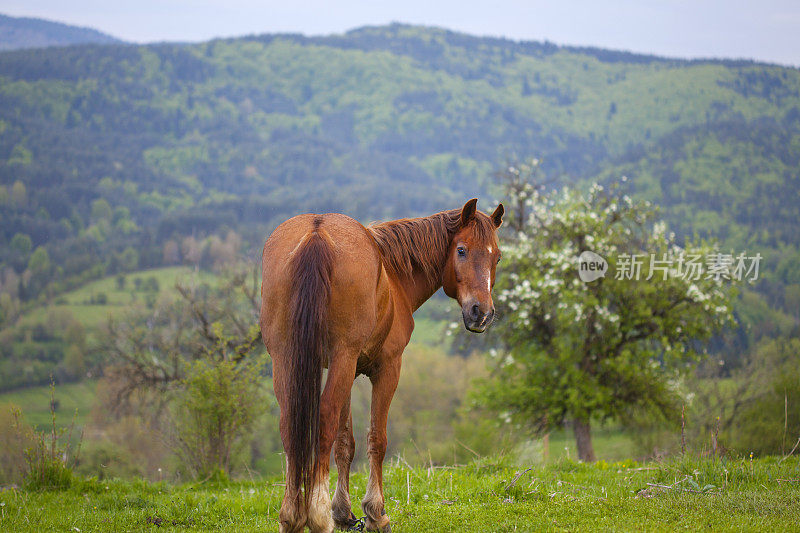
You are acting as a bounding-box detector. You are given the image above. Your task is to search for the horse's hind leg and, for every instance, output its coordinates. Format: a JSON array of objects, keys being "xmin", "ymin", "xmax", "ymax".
[
  {"xmin": 307, "ymin": 354, "xmax": 357, "ymax": 533},
  {"xmin": 276, "ymin": 375, "xmax": 308, "ymax": 533},
  {"xmin": 279, "ymin": 456, "xmax": 307, "ymax": 533},
  {"xmin": 362, "ymin": 362, "xmax": 400, "ymax": 533},
  {"xmin": 332, "ymin": 395, "xmax": 357, "ymax": 529}
]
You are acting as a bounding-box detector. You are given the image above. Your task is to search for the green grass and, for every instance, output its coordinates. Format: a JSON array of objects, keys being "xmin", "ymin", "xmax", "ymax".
[
  {"xmin": 19, "ymin": 266, "xmax": 218, "ymax": 330},
  {"xmin": 0, "ymin": 381, "xmax": 97, "ymax": 430},
  {"xmin": 1, "ymin": 455, "xmax": 798, "ymax": 531},
  {"xmin": 517, "ymin": 426, "xmax": 640, "ymax": 463},
  {"xmin": 409, "ymin": 317, "xmax": 451, "ymax": 347},
  {"xmin": 409, "ymin": 296, "xmax": 456, "ymax": 349}
]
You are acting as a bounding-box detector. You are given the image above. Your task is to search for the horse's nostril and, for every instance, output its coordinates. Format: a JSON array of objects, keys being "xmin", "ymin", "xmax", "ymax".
[{"xmin": 470, "ymin": 304, "xmax": 481, "ymax": 320}]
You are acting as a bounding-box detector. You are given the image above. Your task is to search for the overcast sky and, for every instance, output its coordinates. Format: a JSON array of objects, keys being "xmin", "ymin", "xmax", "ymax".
[{"xmin": 3, "ymin": 0, "xmax": 799, "ymax": 67}]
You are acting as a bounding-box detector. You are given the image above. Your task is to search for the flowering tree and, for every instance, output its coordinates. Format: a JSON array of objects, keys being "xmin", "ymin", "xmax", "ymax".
[{"xmin": 476, "ymin": 159, "xmax": 735, "ymax": 461}]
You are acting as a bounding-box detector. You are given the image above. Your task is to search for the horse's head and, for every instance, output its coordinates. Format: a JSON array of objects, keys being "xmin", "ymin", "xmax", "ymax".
[{"xmin": 443, "ymin": 199, "xmax": 504, "ymax": 333}]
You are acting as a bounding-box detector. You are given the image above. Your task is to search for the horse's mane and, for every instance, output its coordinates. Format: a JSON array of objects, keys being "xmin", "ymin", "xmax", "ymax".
[{"xmin": 368, "ymin": 208, "xmax": 496, "ymax": 284}]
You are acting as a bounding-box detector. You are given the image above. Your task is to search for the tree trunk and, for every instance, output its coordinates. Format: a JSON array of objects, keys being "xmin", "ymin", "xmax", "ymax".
[
  {"xmin": 543, "ymin": 432, "xmax": 550, "ymax": 462},
  {"xmin": 573, "ymin": 418, "xmax": 597, "ymax": 462}
]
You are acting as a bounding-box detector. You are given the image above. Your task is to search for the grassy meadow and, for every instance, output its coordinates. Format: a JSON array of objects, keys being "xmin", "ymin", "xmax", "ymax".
[
  {"xmin": 2, "ymin": 268, "xmax": 796, "ymax": 531},
  {"xmin": 0, "ymin": 381, "xmax": 96, "ymax": 430},
  {"xmin": 1, "ymin": 455, "xmax": 798, "ymax": 532},
  {"xmin": 18, "ymin": 266, "xmax": 218, "ymax": 331}
]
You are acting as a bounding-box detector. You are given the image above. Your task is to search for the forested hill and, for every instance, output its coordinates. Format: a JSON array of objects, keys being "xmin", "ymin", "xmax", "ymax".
[
  {"xmin": 0, "ymin": 23, "xmax": 799, "ymax": 338},
  {"xmin": 0, "ymin": 13, "xmax": 123, "ymax": 50}
]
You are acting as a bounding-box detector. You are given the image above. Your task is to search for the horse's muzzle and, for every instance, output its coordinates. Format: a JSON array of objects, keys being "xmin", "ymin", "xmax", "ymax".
[{"xmin": 462, "ymin": 302, "xmax": 495, "ymax": 333}]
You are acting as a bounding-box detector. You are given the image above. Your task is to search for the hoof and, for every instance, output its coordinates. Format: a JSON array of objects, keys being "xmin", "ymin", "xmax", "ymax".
[
  {"xmin": 334, "ymin": 512, "xmax": 364, "ymax": 531},
  {"xmin": 365, "ymin": 511, "xmax": 390, "ymax": 533}
]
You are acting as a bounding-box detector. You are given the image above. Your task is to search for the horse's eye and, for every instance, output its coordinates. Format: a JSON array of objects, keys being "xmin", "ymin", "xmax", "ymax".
[
  {"xmin": 497, "ymin": 256, "xmax": 502, "ymax": 264},
  {"xmin": 457, "ymin": 246, "xmax": 466, "ymax": 257}
]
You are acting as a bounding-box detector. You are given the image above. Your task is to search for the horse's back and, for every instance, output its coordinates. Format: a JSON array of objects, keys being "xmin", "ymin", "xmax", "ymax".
[{"xmin": 260, "ymin": 213, "xmax": 386, "ymax": 357}]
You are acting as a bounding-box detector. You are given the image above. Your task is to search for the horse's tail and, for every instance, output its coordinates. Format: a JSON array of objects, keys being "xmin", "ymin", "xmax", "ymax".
[{"xmin": 286, "ymin": 216, "xmax": 334, "ymax": 504}]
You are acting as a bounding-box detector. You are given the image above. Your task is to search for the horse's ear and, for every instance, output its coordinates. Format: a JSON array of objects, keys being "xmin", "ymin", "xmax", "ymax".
[
  {"xmin": 491, "ymin": 203, "xmax": 504, "ymax": 228},
  {"xmin": 461, "ymin": 198, "xmax": 478, "ymax": 226}
]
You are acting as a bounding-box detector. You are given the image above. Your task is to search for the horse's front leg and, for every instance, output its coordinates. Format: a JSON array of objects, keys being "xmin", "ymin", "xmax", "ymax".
[
  {"xmin": 332, "ymin": 393, "xmax": 358, "ymax": 529},
  {"xmin": 362, "ymin": 360, "xmax": 401, "ymax": 532}
]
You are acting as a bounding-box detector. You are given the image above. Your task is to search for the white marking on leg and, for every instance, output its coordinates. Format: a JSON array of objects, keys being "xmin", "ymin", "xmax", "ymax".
[{"xmin": 307, "ymin": 475, "xmax": 333, "ymax": 533}]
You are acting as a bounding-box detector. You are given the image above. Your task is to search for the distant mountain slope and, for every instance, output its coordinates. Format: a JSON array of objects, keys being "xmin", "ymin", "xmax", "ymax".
[
  {"xmin": 0, "ymin": 13, "xmax": 122, "ymax": 50},
  {"xmin": 0, "ymin": 23, "xmax": 798, "ymax": 344},
  {"xmin": 600, "ymin": 117, "xmax": 800, "ymax": 249}
]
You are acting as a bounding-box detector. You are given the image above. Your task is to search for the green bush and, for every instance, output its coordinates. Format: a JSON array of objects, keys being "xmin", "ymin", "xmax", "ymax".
[
  {"xmin": 19, "ymin": 383, "xmax": 81, "ymax": 490},
  {"xmin": 91, "ymin": 292, "xmax": 108, "ymax": 305},
  {"xmin": 729, "ymin": 339, "xmax": 800, "ymax": 455},
  {"xmin": 0, "ymin": 403, "xmax": 35, "ymax": 485},
  {"xmin": 24, "ymin": 433, "xmax": 75, "ymax": 490},
  {"xmin": 172, "ymin": 357, "xmax": 265, "ymax": 480},
  {"xmin": 76, "ymin": 440, "xmax": 140, "ymax": 480}
]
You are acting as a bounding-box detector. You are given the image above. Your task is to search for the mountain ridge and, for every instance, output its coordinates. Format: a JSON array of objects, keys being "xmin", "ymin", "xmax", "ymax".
[
  {"xmin": 0, "ymin": 12, "xmax": 123, "ymax": 51},
  {"xmin": 224, "ymin": 23, "xmax": 792, "ymax": 70},
  {"xmin": 1, "ymin": 13, "xmax": 789, "ymax": 69}
]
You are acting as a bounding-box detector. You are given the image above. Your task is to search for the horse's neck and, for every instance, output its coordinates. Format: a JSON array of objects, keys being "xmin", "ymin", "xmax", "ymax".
[
  {"xmin": 370, "ymin": 210, "xmax": 457, "ymax": 312},
  {"xmin": 393, "ymin": 238, "xmax": 450, "ymax": 312},
  {"xmin": 401, "ymin": 269, "xmax": 442, "ymax": 312}
]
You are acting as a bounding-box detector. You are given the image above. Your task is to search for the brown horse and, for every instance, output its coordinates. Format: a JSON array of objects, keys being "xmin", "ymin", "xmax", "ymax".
[{"xmin": 260, "ymin": 199, "xmax": 503, "ymax": 532}]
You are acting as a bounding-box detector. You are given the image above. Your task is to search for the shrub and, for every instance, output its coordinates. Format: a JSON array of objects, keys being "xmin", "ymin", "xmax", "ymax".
[
  {"xmin": 172, "ymin": 357, "xmax": 265, "ymax": 480},
  {"xmin": 83, "ymin": 378, "xmax": 173, "ymax": 481},
  {"xmin": 24, "ymin": 433, "xmax": 75, "ymax": 490},
  {"xmin": 728, "ymin": 339, "xmax": 800, "ymax": 455},
  {"xmin": 0, "ymin": 403, "xmax": 35, "ymax": 485},
  {"xmin": 686, "ymin": 338, "xmax": 800, "ymax": 457},
  {"xmin": 21, "ymin": 382, "xmax": 81, "ymax": 490},
  {"xmin": 76, "ymin": 439, "xmax": 140, "ymax": 480},
  {"xmin": 92, "ymin": 292, "xmax": 108, "ymax": 305}
]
